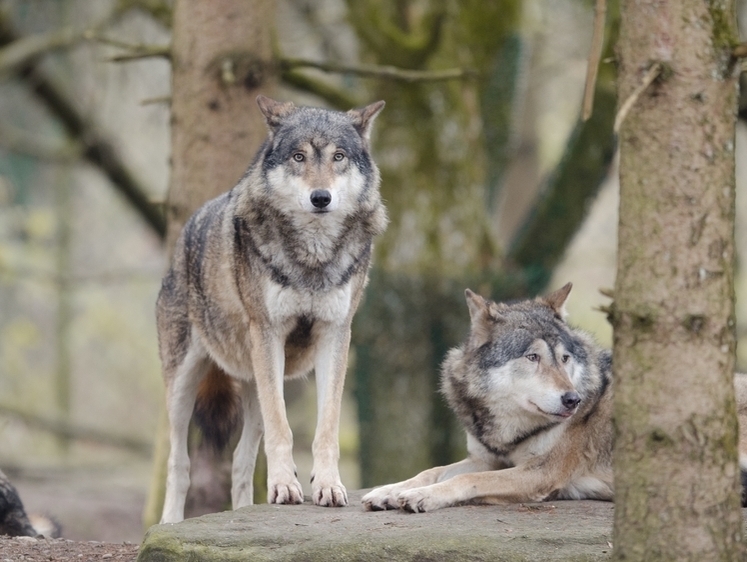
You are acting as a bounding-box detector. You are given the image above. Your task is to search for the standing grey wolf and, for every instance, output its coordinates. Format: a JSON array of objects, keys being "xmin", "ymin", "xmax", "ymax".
[
  {"xmin": 363, "ymin": 284, "xmax": 747, "ymax": 512},
  {"xmin": 158, "ymin": 96, "xmax": 387, "ymax": 523}
]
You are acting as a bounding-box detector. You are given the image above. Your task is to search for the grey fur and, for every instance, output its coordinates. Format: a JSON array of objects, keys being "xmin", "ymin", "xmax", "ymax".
[
  {"xmin": 364, "ymin": 285, "xmax": 747, "ymax": 513},
  {"xmin": 363, "ymin": 285, "xmax": 616, "ymax": 512},
  {"xmin": 158, "ymin": 97, "xmax": 387, "ymax": 523}
]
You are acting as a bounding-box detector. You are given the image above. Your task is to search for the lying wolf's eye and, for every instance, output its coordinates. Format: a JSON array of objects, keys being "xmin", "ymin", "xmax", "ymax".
[
  {"xmin": 525, "ymin": 353, "xmax": 539, "ymax": 362},
  {"xmin": 561, "ymin": 354, "xmax": 571, "ymax": 364},
  {"xmin": 333, "ymin": 152, "xmax": 345, "ymax": 161},
  {"xmin": 293, "ymin": 153, "xmax": 305, "ymax": 162}
]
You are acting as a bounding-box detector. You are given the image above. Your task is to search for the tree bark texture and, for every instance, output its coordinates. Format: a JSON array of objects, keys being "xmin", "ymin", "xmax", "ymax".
[
  {"xmin": 613, "ymin": 1, "xmax": 742, "ymax": 560},
  {"xmin": 166, "ymin": 0, "xmax": 275, "ymax": 253},
  {"xmin": 154, "ymin": 0, "xmax": 275, "ymax": 520}
]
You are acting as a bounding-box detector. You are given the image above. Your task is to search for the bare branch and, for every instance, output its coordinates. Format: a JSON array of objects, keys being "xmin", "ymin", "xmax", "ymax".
[
  {"xmin": 280, "ymin": 56, "xmax": 477, "ymax": 83},
  {"xmin": 0, "ymin": 26, "xmax": 85, "ymax": 76},
  {"xmin": 614, "ymin": 62, "xmax": 662, "ymax": 134},
  {"xmin": 0, "ymin": 14, "xmax": 166, "ymax": 238},
  {"xmin": 114, "ymin": 0, "xmax": 172, "ymax": 29},
  {"xmin": 140, "ymin": 95, "xmax": 171, "ymax": 106},
  {"xmin": 0, "ymin": 402, "xmax": 152, "ymax": 457},
  {"xmin": 582, "ymin": 0, "xmax": 607, "ymax": 121},
  {"xmin": 733, "ymin": 42, "xmax": 747, "ymax": 59},
  {"xmin": 0, "ymin": 123, "xmax": 82, "ymax": 162},
  {"xmin": 85, "ymin": 31, "xmax": 170, "ymax": 61},
  {"xmin": 280, "ymin": 68, "xmax": 360, "ymax": 109}
]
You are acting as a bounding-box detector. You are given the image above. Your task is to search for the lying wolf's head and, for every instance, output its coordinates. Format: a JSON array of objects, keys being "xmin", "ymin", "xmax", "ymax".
[
  {"xmin": 255, "ymin": 96, "xmax": 385, "ymax": 217},
  {"xmin": 442, "ymin": 284, "xmax": 596, "ymax": 453}
]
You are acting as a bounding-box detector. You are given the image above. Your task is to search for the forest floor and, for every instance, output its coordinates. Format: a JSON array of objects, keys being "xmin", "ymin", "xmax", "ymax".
[{"xmin": 0, "ymin": 535, "xmax": 139, "ymax": 561}]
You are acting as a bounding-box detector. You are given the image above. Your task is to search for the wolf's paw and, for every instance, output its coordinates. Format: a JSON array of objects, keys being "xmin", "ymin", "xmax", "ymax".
[
  {"xmin": 361, "ymin": 485, "xmax": 402, "ymax": 511},
  {"xmin": 268, "ymin": 480, "xmax": 304, "ymax": 505},
  {"xmin": 397, "ymin": 488, "xmax": 444, "ymax": 513},
  {"xmin": 312, "ymin": 482, "xmax": 348, "ymax": 507}
]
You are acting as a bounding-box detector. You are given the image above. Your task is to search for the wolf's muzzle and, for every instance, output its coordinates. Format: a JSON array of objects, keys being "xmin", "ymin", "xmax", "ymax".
[
  {"xmin": 561, "ymin": 391, "xmax": 581, "ymax": 410},
  {"xmin": 310, "ymin": 189, "xmax": 332, "ymax": 209}
]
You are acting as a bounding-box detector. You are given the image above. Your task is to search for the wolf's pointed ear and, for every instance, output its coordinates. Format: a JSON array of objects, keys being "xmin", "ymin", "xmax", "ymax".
[
  {"xmin": 542, "ymin": 282, "xmax": 573, "ymax": 319},
  {"xmin": 465, "ymin": 289, "xmax": 502, "ymax": 347},
  {"xmin": 348, "ymin": 100, "xmax": 385, "ymax": 142},
  {"xmin": 256, "ymin": 95, "xmax": 295, "ymax": 129}
]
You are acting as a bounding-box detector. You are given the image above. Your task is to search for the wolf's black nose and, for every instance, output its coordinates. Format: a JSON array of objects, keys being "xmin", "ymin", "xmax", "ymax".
[
  {"xmin": 561, "ymin": 391, "xmax": 581, "ymax": 410},
  {"xmin": 310, "ymin": 190, "xmax": 332, "ymax": 209}
]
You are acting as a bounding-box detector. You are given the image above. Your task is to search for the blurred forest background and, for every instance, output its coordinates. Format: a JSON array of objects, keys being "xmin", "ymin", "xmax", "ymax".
[{"xmin": 2, "ymin": 0, "xmax": 747, "ymax": 544}]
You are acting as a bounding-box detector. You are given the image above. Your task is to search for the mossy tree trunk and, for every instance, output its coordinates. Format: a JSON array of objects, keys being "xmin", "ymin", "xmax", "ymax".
[
  {"xmin": 346, "ymin": 0, "xmax": 522, "ymax": 486},
  {"xmin": 145, "ymin": 0, "xmax": 276, "ymax": 526},
  {"xmin": 612, "ymin": 0, "xmax": 743, "ymax": 559}
]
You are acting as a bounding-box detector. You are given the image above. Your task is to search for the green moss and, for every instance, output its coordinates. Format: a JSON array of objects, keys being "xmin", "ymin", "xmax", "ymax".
[{"xmin": 707, "ymin": 0, "xmax": 738, "ymax": 53}]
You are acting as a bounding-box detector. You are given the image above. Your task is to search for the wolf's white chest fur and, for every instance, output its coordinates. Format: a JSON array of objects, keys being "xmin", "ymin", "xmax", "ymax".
[{"xmin": 263, "ymin": 278, "xmax": 353, "ymax": 326}]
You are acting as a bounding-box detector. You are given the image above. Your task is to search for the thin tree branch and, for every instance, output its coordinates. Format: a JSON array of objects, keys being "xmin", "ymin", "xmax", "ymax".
[
  {"xmin": 733, "ymin": 42, "xmax": 747, "ymax": 58},
  {"xmin": 280, "ymin": 56, "xmax": 476, "ymax": 83},
  {"xmin": 0, "ymin": 123, "xmax": 82, "ymax": 162},
  {"xmin": 0, "ymin": 403, "xmax": 152, "ymax": 457},
  {"xmin": 582, "ymin": 0, "xmax": 606, "ymax": 121},
  {"xmin": 280, "ymin": 68, "xmax": 360, "ymax": 109},
  {"xmin": 614, "ymin": 62, "xmax": 662, "ymax": 134},
  {"xmin": 114, "ymin": 0, "xmax": 172, "ymax": 29},
  {"xmin": 344, "ymin": 0, "xmax": 446, "ymax": 68},
  {"xmin": 0, "ymin": 26, "xmax": 84, "ymax": 76},
  {"xmin": 84, "ymin": 31, "xmax": 170, "ymax": 61},
  {"xmin": 0, "ymin": 14, "xmax": 166, "ymax": 239},
  {"xmin": 508, "ymin": 14, "xmax": 620, "ymax": 294}
]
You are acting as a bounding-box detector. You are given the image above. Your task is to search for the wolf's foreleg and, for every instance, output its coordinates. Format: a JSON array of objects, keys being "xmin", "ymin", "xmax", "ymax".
[
  {"xmin": 161, "ymin": 350, "xmax": 211, "ymax": 523},
  {"xmin": 310, "ymin": 324, "xmax": 352, "ymax": 507},
  {"xmin": 397, "ymin": 465, "xmax": 559, "ymax": 513},
  {"xmin": 249, "ymin": 323, "xmax": 304, "ymax": 504},
  {"xmin": 231, "ymin": 379, "xmax": 264, "ymax": 509},
  {"xmin": 362, "ymin": 458, "xmax": 491, "ymax": 511}
]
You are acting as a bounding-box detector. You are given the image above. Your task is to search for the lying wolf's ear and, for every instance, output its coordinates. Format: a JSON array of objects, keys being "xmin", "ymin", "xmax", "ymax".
[
  {"xmin": 256, "ymin": 95, "xmax": 296, "ymax": 128},
  {"xmin": 465, "ymin": 289, "xmax": 503, "ymax": 347},
  {"xmin": 542, "ymin": 282, "xmax": 573, "ymax": 319},
  {"xmin": 348, "ymin": 101, "xmax": 385, "ymax": 142}
]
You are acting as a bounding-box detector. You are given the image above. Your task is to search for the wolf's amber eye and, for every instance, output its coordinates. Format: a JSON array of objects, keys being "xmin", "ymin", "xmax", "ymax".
[
  {"xmin": 333, "ymin": 152, "xmax": 345, "ymax": 161},
  {"xmin": 525, "ymin": 354, "xmax": 539, "ymax": 362},
  {"xmin": 293, "ymin": 153, "xmax": 305, "ymax": 162},
  {"xmin": 561, "ymin": 354, "xmax": 570, "ymax": 364}
]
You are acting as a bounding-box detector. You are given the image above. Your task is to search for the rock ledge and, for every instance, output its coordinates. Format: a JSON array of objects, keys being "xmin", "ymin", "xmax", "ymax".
[{"xmin": 137, "ymin": 491, "xmax": 614, "ymax": 562}]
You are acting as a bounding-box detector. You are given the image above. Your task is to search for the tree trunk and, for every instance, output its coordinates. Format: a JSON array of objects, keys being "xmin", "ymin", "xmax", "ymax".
[
  {"xmin": 612, "ymin": 1, "xmax": 742, "ymax": 559},
  {"xmin": 146, "ymin": 0, "xmax": 275, "ymax": 525},
  {"xmin": 166, "ymin": 0, "xmax": 274, "ymax": 253},
  {"xmin": 346, "ymin": 0, "xmax": 522, "ymax": 487}
]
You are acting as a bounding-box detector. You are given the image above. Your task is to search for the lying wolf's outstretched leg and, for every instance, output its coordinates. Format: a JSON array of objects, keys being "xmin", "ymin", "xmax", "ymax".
[
  {"xmin": 310, "ymin": 324, "xmax": 352, "ymax": 507},
  {"xmin": 395, "ymin": 465, "xmax": 561, "ymax": 513},
  {"xmin": 161, "ymin": 348, "xmax": 211, "ymax": 523},
  {"xmin": 249, "ymin": 323, "xmax": 304, "ymax": 504},
  {"xmin": 362, "ymin": 457, "xmax": 492, "ymax": 511},
  {"xmin": 231, "ymin": 379, "xmax": 264, "ymax": 509}
]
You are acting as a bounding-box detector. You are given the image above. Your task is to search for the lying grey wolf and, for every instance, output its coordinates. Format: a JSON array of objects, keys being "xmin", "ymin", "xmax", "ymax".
[
  {"xmin": 0, "ymin": 469, "xmax": 60, "ymax": 537},
  {"xmin": 363, "ymin": 284, "xmax": 747, "ymax": 512},
  {"xmin": 158, "ymin": 96, "xmax": 387, "ymax": 523}
]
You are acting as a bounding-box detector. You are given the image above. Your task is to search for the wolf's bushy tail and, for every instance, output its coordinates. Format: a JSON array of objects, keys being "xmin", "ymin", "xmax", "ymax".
[{"xmin": 193, "ymin": 364, "xmax": 242, "ymax": 451}]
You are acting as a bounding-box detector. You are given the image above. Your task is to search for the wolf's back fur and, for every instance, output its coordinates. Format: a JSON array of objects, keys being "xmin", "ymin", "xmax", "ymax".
[{"xmin": 158, "ymin": 97, "xmax": 386, "ymax": 523}]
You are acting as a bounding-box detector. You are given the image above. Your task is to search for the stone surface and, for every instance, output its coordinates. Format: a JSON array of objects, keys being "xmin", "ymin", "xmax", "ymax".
[{"xmin": 137, "ymin": 491, "xmax": 615, "ymax": 561}]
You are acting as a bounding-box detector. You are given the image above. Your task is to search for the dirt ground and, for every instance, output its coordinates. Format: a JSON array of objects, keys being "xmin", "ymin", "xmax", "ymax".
[
  {"xmin": 0, "ymin": 461, "xmax": 149, "ymax": 560},
  {"xmin": 0, "ymin": 535, "xmax": 139, "ymax": 561}
]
